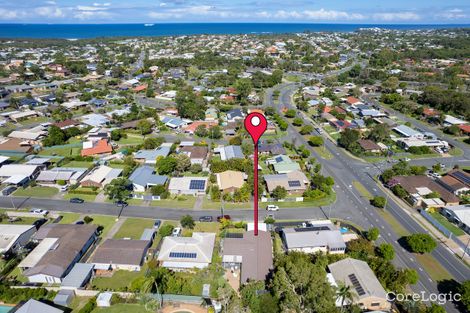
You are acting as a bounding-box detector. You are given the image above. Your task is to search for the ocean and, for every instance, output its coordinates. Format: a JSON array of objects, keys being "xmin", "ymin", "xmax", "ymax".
[{"xmin": 0, "ymin": 23, "xmax": 469, "ymax": 39}]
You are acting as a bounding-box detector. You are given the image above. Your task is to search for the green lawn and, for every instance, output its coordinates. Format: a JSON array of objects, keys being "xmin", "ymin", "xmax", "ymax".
[
  {"xmin": 376, "ymin": 210, "xmax": 410, "ymax": 238},
  {"xmin": 70, "ymin": 296, "xmax": 93, "ymax": 313},
  {"xmin": 0, "ymin": 216, "xmax": 39, "ymax": 225},
  {"xmin": 113, "ymin": 217, "xmax": 154, "ymax": 239},
  {"xmin": 90, "ymin": 215, "xmax": 117, "ymax": 238},
  {"xmin": 116, "ymin": 134, "xmax": 144, "ymax": 145},
  {"xmin": 63, "ymin": 192, "xmax": 98, "ymax": 202},
  {"xmin": 92, "ymin": 304, "xmax": 149, "ymax": 313},
  {"xmin": 429, "ymin": 212, "xmax": 465, "ymax": 236},
  {"xmin": 313, "ymin": 146, "xmax": 333, "ymax": 160},
  {"xmin": 91, "ymin": 268, "xmax": 146, "ymax": 291},
  {"xmin": 415, "ymin": 253, "xmax": 452, "ymax": 282},
  {"xmin": 182, "ymin": 222, "xmax": 221, "ymax": 237},
  {"xmin": 61, "ymin": 161, "xmax": 94, "ymax": 168},
  {"xmin": 6, "ymin": 266, "xmax": 28, "ymax": 283},
  {"xmin": 151, "ymin": 196, "xmax": 196, "ymax": 208},
  {"xmin": 58, "ymin": 212, "xmax": 81, "ymax": 224},
  {"xmin": 14, "ymin": 186, "xmax": 58, "ymax": 198},
  {"xmin": 19, "ymin": 116, "xmax": 48, "ymax": 126},
  {"xmin": 352, "ymin": 180, "xmax": 373, "ymax": 200},
  {"xmin": 39, "ymin": 146, "xmax": 81, "ymax": 157}
]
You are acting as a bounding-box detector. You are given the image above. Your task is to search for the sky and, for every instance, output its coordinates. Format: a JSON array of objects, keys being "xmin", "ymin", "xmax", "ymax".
[{"xmin": 0, "ymin": 0, "xmax": 469, "ymax": 24}]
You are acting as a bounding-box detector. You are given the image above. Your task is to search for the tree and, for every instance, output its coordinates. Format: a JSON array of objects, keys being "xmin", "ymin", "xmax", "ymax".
[
  {"xmin": 235, "ymin": 78, "xmax": 253, "ymax": 100},
  {"xmin": 426, "ymin": 303, "xmax": 446, "ymax": 313},
  {"xmin": 189, "ymin": 164, "xmax": 202, "ymax": 174},
  {"xmin": 111, "ymin": 129, "xmax": 125, "ymax": 141},
  {"xmin": 180, "ymin": 215, "xmax": 195, "ymax": 229},
  {"xmin": 174, "ymin": 154, "xmax": 191, "ymax": 172},
  {"xmin": 336, "ymin": 282, "xmax": 354, "ymax": 313},
  {"xmin": 405, "ymin": 233, "xmax": 437, "ymax": 254},
  {"xmin": 338, "ymin": 129, "xmax": 360, "ymax": 152},
  {"xmin": 459, "ymin": 280, "xmax": 470, "ymax": 311},
  {"xmin": 156, "ymin": 156, "xmax": 177, "ymax": 175},
  {"xmin": 300, "ymin": 125, "xmax": 314, "ymax": 135},
  {"xmin": 272, "ymin": 186, "xmax": 287, "ymax": 200},
  {"xmin": 104, "ymin": 178, "xmax": 132, "ymax": 202},
  {"xmin": 308, "ymin": 136, "xmax": 324, "ymax": 146},
  {"xmin": 195, "ymin": 124, "xmax": 208, "ymax": 137},
  {"xmin": 42, "ymin": 125, "xmax": 66, "ymax": 147},
  {"xmin": 366, "ymin": 227, "xmax": 380, "ymax": 241},
  {"xmin": 158, "ymin": 224, "xmax": 174, "ymax": 237},
  {"xmin": 175, "ymin": 87, "xmax": 206, "ymax": 120},
  {"xmin": 367, "ymin": 124, "xmax": 390, "ymax": 143},
  {"xmin": 208, "ymin": 125, "xmax": 222, "ymax": 139},
  {"xmin": 371, "ymin": 196, "xmax": 386, "ymax": 208},
  {"xmin": 382, "ymin": 76, "xmax": 399, "ymax": 93},
  {"xmin": 137, "ymin": 119, "xmax": 152, "ymax": 135},
  {"xmin": 293, "ymin": 117, "xmax": 303, "ymax": 126},
  {"xmin": 377, "ymin": 243, "xmax": 395, "ymax": 260},
  {"xmin": 285, "ymin": 109, "xmax": 296, "ymax": 118},
  {"xmin": 143, "ymin": 137, "xmax": 164, "ymax": 149}
]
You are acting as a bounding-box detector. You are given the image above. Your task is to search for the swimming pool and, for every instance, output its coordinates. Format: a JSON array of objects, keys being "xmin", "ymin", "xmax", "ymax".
[{"xmin": 0, "ymin": 305, "xmax": 12, "ymax": 313}]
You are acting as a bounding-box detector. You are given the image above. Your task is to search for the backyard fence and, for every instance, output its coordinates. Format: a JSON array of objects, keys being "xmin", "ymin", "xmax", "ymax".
[{"xmin": 420, "ymin": 210, "xmax": 452, "ymax": 239}]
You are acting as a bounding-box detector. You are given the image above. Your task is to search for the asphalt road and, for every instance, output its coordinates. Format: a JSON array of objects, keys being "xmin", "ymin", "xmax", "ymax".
[{"xmin": 272, "ymin": 83, "xmax": 469, "ymax": 312}]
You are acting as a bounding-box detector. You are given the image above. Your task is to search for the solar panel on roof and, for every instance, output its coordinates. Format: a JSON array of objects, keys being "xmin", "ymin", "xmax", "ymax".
[
  {"xmin": 288, "ymin": 180, "xmax": 301, "ymax": 187},
  {"xmin": 169, "ymin": 252, "xmax": 197, "ymax": 258},
  {"xmin": 348, "ymin": 274, "xmax": 366, "ymax": 296},
  {"xmin": 224, "ymin": 233, "xmax": 244, "ymax": 238},
  {"xmin": 452, "ymin": 172, "xmax": 470, "ymax": 185},
  {"xmin": 189, "ymin": 180, "xmax": 206, "ymax": 190}
]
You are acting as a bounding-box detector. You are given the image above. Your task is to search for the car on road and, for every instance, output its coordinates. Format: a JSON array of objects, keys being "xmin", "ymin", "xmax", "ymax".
[
  {"xmin": 69, "ymin": 198, "xmax": 85, "ymax": 204},
  {"xmin": 30, "ymin": 208, "xmax": 49, "ymax": 215},
  {"xmin": 315, "ymin": 127, "xmax": 323, "ymax": 134},
  {"xmin": 400, "ymin": 158, "xmax": 411, "ymax": 162},
  {"xmin": 199, "ymin": 216, "xmax": 213, "ymax": 222},
  {"xmin": 1, "ymin": 186, "xmax": 17, "ymax": 196},
  {"xmin": 217, "ymin": 215, "xmax": 231, "ymax": 222},
  {"xmin": 172, "ymin": 227, "xmax": 182, "ymax": 237},
  {"xmin": 266, "ymin": 205, "xmax": 279, "ymax": 211},
  {"xmin": 115, "ymin": 200, "xmax": 128, "ymax": 207},
  {"xmin": 153, "ymin": 219, "xmax": 162, "ymax": 229}
]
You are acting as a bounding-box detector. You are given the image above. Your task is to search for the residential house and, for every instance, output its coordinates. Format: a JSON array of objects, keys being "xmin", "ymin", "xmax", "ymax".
[
  {"xmin": 0, "ymin": 138, "xmax": 34, "ymax": 153},
  {"xmin": 179, "ymin": 146, "xmax": 209, "ymax": 165},
  {"xmin": 0, "ymin": 224, "xmax": 36, "ymax": 255},
  {"xmin": 80, "ymin": 114, "xmax": 109, "ymax": 127},
  {"xmin": 168, "ymin": 177, "xmax": 208, "ymax": 196},
  {"xmin": 133, "ymin": 146, "xmax": 170, "ymax": 164},
  {"xmin": 393, "ymin": 125, "xmax": 425, "ymax": 139},
  {"xmin": 158, "ymin": 232, "xmax": 216, "ymax": 270},
  {"xmin": 60, "ymin": 263, "xmax": 95, "ymax": 290},
  {"xmin": 129, "ymin": 166, "xmax": 168, "ymax": 192},
  {"xmin": 442, "ymin": 204, "xmax": 470, "ymax": 234},
  {"xmin": 357, "ymin": 139, "xmax": 384, "ymax": 154},
  {"xmin": 258, "ymin": 143, "xmax": 286, "ymax": 155},
  {"xmin": 205, "ymin": 108, "xmax": 218, "ymax": 121},
  {"xmin": 36, "ymin": 167, "xmax": 87, "ymax": 186},
  {"xmin": 8, "ymin": 110, "xmax": 42, "ymax": 123},
  {"xmin": 14, "ymin": 299, "xmax": 64, "ymax": 313},
  {"xmin": 52, "ymin": 119, "xmax": 81, "ymax": 130},
  {"xmin": 19, "ymin": 224, "xmax": 98, "ymax": 284},
  {"xmin": 264, "ymin": 170, "xmax": 309, "ymax": 194},
  {"xmin": 328, "ymin": 258, "xmax": 391, "ymax": 311},
  {"xmin": 0, "ymin": 164, "xmax": 41, "ymax": 186},
  {"xmin": 266, "ymin": 155, "xmax": 300, "ymax": 174},
  {"xmin": 216, "ymin": 170, "xmax": 246, "ymax": 193},
  {"xmin": 388, "ymin": 175, "xmax": 460, "ymax": 206},
  {"xmin": 80, "ymin": 165, "xmax": 122, "ymax": 188},
  {"xmin": 214, "ymin": 145, "xmax": 244, "ymax": 161},
  {"xmin": 437, "ymin": 169, "xmax": 470, "ymax": 196},
  {"xmin": 281, "ymin": 221, "xmax": 346, "ymax": 254},
  {"xmin": 183, "ymin": 121, "xmax": 218, "ymax": 135},
  {"xmin": 443, "ymin": 115, "xmax": 467, "ymax": 127},
  {"xmin": 221, "ymin": 230, "xmax": 273, "ymax": 283},
  {"xmin": 81, "ymin": 139, "xmax": 113, "ymax": 157},
  {"xmin": 161, "ymin": 116, "xmax": 189, "ymax": 129},
  {"xmin": 90, "ymin": 239, "xmax": 150, "ymax": 271},
  {"xmin": 226, "ymin": 109, "xmax": 244, "ymax": 122},
  {"xmin": 329, "ymin": 119, "xmax": 351, "ymax": 131}
]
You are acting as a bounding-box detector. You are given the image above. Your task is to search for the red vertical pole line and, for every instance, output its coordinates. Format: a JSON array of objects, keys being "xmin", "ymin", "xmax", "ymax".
[{"xmin": 254, "ymin": 142, "xmax": 258, "ymax": 236}]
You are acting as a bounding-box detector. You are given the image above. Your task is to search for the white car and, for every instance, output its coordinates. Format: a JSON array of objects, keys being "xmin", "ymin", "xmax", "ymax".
[
  {"xmin": 30, "ymin": 208, "xmax": 49, "ymax": 215},
  {"xmin": 59, "ymin": 185, "xmax": 69, "ymax": 192},
  {"xmin": 266, "ymin": 205, "xmax": 279, "ymax": 211},
  {"xmin": 172, "ymin": 227, "xmax": 182, "ymax": 237}
]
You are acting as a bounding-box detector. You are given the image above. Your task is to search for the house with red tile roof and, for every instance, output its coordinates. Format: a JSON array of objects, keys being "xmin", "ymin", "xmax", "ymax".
[
  {"xmin": 183, "ymin": 121, "xmax": 218, "ymax": 135},
  {"xmin": 81, "ymin": 139, "xmax": 113, "ymax": 157},
  {"xmin": 458, "ymin": 124, "xmax": 470, "ymax": 135},
  {"xmin": 345, "ymin": 96, "xmax": 362, "ymax": 106},
  {"xmin": 133, "ymin": 84, "xmax": 148, "ymax": 92}
]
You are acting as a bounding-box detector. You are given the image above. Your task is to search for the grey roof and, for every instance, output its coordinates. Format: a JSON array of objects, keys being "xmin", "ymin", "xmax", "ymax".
[
  {"xmin": 16, "ymin": 299, "xmax": 64, "ymax": 313},
  {"xmin": 61, "ymin": 263, "xmax": 94, "ymax": 288},
  {"xmin": 282, "ymin": 227, "xmax": 346, "ymax": 250},
  {"xmin": 25, "ymin": 157, "xmax": 51, "ymax": 165},
  {"xmin": 129, "ymin": 166, "xmax": 168, "ymax": 187},
  {"xmin": 258, "ymin": 143, "xmax": 286, "ymax": 155},
  {"xmin": 227, "ymin": 109, "xmax": 243, "ymax": 120},
  {"xmin": 90, "ymin": 239, "xmax": 150, "ymax": 266},
  {"xmin": 393, "ymin": 124, "xmax": 422, "ymax": 137},
  {"xmin": 223, "ymin": 145, "xmax": 243, "ymax": 159},
  {"xmin": 134, "ymin": 146, "xmax": 170, "ymax": 161},
  {"xmin": 53, "ymin": 289, "xmax": 74, "ymax": 306},
  {"xmin": 140, "ymin": 228, "xmax": 155, "ymax": 241},
  {"xmin": 328, "ymin": 258, "xmax": 388, "ymax": 300}
]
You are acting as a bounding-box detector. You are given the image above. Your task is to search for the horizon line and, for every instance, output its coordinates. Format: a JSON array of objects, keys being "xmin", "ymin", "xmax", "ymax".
[{"xmin": 1, "ymin": 22, "xmax": 470, "ymax": 26}]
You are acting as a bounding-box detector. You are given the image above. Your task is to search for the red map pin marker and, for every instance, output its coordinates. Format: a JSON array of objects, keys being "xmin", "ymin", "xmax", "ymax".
[
  {"xmin": 244, "ymin": 112, "xmax": 267, "ymax": 144},
  {"xmin": 244, "ymin": 112, "xmax": 267, "ymax": 236}
]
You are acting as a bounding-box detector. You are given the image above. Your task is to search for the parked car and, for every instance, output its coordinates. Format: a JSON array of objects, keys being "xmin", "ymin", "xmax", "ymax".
[
  {"xmin": 30, "ymin": 208, "xmax": 49, "ymax": 215},
  {"xmin": 315, "ymin": 127, "xmax": 323, "ymax": 134},
  {"xmin": 75, "ymin": 220, "xmax": 85, "ymax": 225},
  {"xmin": 172, "ymin": 227, "xmax": 182, "ymax": 237},
  {"xmin": 1, "ymin": 186, "xmax": 17, "ymax": 196},
  {"xmin": 59, "ymin": 185, "xmax": 69, "ymax": 192},
  {"xmin": 266, "ymin": 205, "xmax": 279, "ymax": 211},
  {"xmin": 199, "ymin": 216, "xmax": 213, "ymax": 222},
  {"xmin": 33, "ymin": 218, "xmax": 48, "ymax": 229},
  {"xmin": 115, "ymin": 200, "xmax": 128, "ymax": 207},
  {"xmin": 153, "ymin": 219, "xmax": 162, "ymax": 229},
  {"xmin": 217, "ymin": 215, "xmax": 231, "ymax": 222},
  {"xmin": 69, "ymin": 198, "xmax": 85, "ymax": 204}
]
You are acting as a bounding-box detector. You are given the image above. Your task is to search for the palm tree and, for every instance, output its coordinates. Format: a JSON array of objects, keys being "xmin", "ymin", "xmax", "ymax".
[
  {"xmin": 141, "ymin": 276, "xmax": 156, "ymax": 293},
  {"xmin": 336, "ymin": 283, "xmax": 354, "ymax": 313}
]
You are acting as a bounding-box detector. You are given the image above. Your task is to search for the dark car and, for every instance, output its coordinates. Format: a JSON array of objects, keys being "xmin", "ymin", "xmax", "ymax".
[
  {"xmin": 115, "ymin": 200, "xmax": 128, "ymax": 207},
  {"xmin": 33, "ymin": 218, "xmax": 48, "ymax": 230},
  {"xmin": 1, "ymin": 186, "xmax": 17, "ymax": 196},
  {"xmin": 217, "ymin": 215, "xmax": 231, "ymax": 222},
  {"xmin": 75, "ymin": 220, "xmax": 85, "ymax": 225},
  {"xmin": 69, "ymin": 198, "xmax": 85, "ymax": 204},
  {"xmin": 199, "ymin": 216, "xmax": 213, "ymax": 222},
  {"xmin": 153, "ymin": 219, "xmax": 162, "ymax": 229}
]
